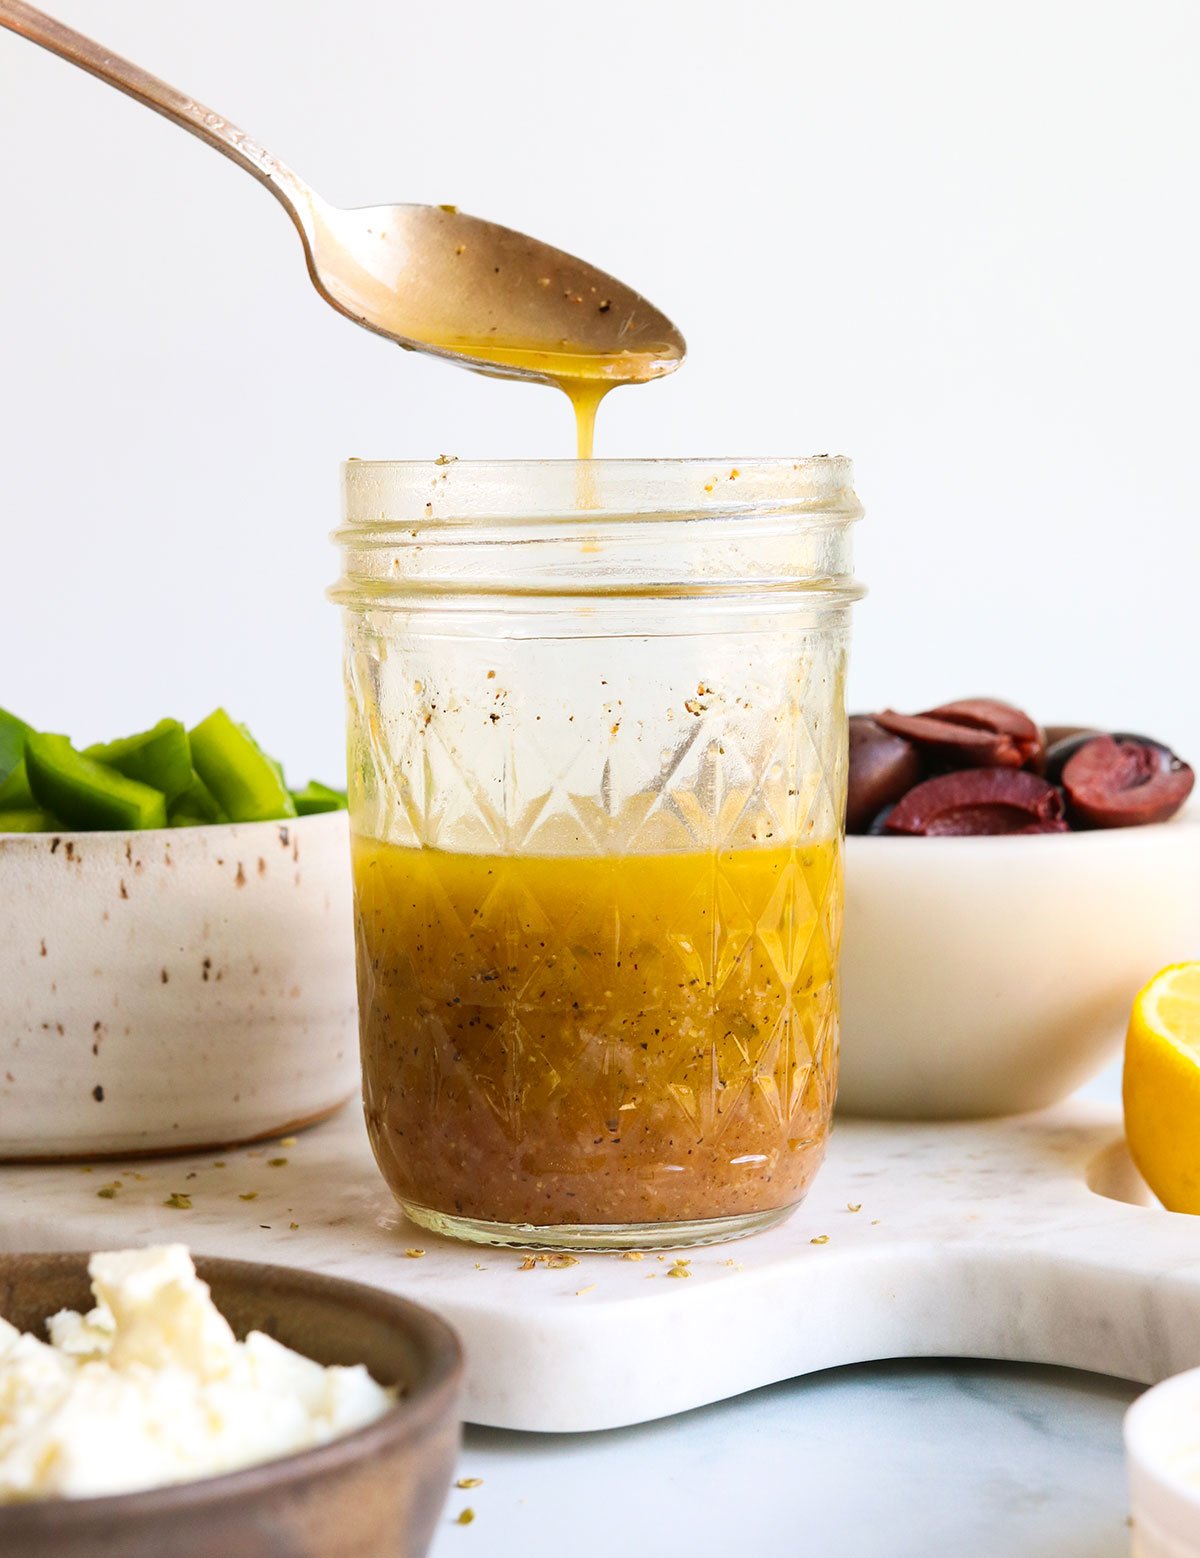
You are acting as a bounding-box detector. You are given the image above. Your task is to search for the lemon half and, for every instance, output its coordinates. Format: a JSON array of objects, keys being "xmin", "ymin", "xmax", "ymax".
[{"xmin": 1124, "ymin": 963, "xmax": 1200, "ymax": 1212}]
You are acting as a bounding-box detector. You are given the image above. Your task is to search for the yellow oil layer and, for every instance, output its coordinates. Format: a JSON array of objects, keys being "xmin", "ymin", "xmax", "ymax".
[{"xmin": 354, "ymin": 836, "xmax": 841, "ymax": 1227}]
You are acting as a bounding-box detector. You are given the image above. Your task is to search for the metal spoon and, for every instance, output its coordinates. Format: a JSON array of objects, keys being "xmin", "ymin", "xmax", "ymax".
[{"xmin": 0, "ymin": 0, "xmax": 685, "ymax": 389}]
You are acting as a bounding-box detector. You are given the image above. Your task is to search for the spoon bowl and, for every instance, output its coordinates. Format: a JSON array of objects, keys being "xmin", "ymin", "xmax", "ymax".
[{"xmin": 307, "ymin": 200, "xmax": 685, "ymax": 384}]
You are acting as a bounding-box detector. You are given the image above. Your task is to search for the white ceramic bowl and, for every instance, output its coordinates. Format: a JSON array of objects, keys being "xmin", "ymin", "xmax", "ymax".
[
  {"xmin": 838, "ymin": 808, "xmax": 1200, "ymax": 1119},
  {"xmin": 0, "ymin": 812, "xmax": 359, "ymax": 1159},
  {"xmin": 1126, "ymin": 1367, "xmax": 1200, "ymax": 1558}
]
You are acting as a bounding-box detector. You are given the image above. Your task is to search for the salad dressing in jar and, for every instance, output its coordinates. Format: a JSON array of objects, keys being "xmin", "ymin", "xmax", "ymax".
[{"xmin": 333, "ymin": 458, "xmax": 863, "ymax": 1249}]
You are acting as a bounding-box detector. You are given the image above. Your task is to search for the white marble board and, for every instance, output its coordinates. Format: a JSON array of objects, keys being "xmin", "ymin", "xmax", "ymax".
[{"xmin": 0, "ymin": 1101, "xmax": 1195, "ymax": 1433}]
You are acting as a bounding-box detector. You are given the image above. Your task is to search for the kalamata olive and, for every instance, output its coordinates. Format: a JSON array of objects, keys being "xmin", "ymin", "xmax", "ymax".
[
  {"xmin": 876, "ymin": 698, "xmax": 1043, "ymax": 770},
  {"xmin": 1044, "ymin": 728, "xmax": 1171, "ymax": 785},
  {"xmin": 866, "ymin": 803, "xmax": 896, "ymax": 835},
  {"xmin": 1061, "ymin": 735, "xmax": 1195, "ymax": 828},
  {"xmin": 926, "ymin": 698, "xmax": 1047, "ymax": 773},
  {"xmin": 884, "ymin": 769, "xmax": 1068, "ymax": 836},
  {"xmin": 847, "ymin": 716, "xmax": 922, "ymax": 834}
]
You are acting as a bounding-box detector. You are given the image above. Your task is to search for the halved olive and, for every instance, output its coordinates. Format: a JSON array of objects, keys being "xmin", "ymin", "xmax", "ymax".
[
  {"xmin": 1061, "ymin": 735, "xmax": 1194, "ymax": 828},
  {"xmin": 876, "ymin": 698, "xmax": 1043, "ymax": 771},
  {"xmin": 885, "ymin": 768, "xmax": 1067, "ymax": 836}
]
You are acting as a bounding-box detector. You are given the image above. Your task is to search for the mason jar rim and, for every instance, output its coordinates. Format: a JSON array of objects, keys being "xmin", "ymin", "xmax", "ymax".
[
  {"xmin": 331, "ymin": 455, "xmax": 864, "ymax": 607},
  {"xmin": 338, "ymin": 455, "xmax": 861, "ymax": 525}
]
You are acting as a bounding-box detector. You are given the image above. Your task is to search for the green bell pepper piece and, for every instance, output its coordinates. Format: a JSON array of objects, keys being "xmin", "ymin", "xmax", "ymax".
[
  {"xmin": 168, "ymin": 773, "xmax": 227, "ymax": 827},
  {"xmin": 189, "ymin": 709, "xmax": 296, "ymax": 824},
  {"xmin": 0, "ymin": 757, "xmax": 34, "ymax": 808},
  {"xmin": 26, "ymin": 734, "xmax": 167, "ymax": 831},
  {"xmin": 0, "ymin": 706, "xmax": 31, "ymax": 787},
  {"xmin": 290, "ymin": 780, "xmax": 347, "ymax": 816},
  {"xmin": 0, "ymin": 807, "xmax": 61, "ymax": 833},
  {"xmin": 84, "ymin": 719, "xmax": 193, "ymax": 803}
]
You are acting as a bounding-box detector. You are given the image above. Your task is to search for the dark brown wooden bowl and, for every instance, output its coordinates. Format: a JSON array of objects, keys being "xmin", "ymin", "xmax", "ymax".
[{"xmin": 0, "ymin": 1252, "xmax": 462, "ymax": 1558}]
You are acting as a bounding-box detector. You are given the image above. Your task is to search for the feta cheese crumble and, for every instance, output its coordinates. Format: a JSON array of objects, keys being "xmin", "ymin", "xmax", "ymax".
[{"xmin": 0, "ymin": 1245, "xmax": 394, "ymax": 1501}]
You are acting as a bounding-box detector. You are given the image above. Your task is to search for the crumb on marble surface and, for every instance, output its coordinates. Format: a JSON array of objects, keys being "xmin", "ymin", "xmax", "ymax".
[{"xmin": 518, "ymin": 1253, "xmax": 580, "ymax": 1272}]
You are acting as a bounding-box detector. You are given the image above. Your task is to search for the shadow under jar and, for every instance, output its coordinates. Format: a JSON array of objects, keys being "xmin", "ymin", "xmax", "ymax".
[{"xmin": 332, "ymin": 459, "xmax": 864, "ymax": 1250}]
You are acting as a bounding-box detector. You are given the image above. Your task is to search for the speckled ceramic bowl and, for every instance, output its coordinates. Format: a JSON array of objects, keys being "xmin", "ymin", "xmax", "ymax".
[
  {"xmin": 0, "ymin": 1251, "xmax": 462, "ymax": 1558},
  {"xmin": 838, "ymin": 808, "xmax": 1200, "ymax": 1119},
  {"xmin": 0, "ymin": 813, "xmax": 359, "ymax": 1159}
]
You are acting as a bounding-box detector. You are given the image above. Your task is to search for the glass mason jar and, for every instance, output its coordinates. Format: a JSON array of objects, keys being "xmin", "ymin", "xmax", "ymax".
[{"xmin": 332, "ymin": 459, "xmax": 863, "ymax": 1250}]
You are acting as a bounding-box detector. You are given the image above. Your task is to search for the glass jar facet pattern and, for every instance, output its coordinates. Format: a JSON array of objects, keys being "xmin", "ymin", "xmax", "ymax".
[{"xmin": 332, "ymin": 459, "xmax": 863, "ymax": 1250}]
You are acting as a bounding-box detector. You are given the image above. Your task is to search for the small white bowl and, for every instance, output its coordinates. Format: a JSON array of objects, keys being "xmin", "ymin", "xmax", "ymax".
[
  {"xmin": 0, "ymin": 812, "xmax": 359, "ymax": 1159},
  {"xmin": 1126, "ymin": 1367, "xmax": 1200, "ymax": 1558},
  {"xmin": 838, "ymin": 809, "xmax": 1200, "ymax": 1119}
]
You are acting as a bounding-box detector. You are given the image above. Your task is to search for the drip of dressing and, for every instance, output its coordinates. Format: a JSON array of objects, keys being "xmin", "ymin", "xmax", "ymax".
[{"xmin": 428, "ymin": 341, "xmax": 682, "ymax": 459}]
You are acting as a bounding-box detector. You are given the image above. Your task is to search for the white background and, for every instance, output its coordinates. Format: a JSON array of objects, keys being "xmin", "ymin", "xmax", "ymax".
[{"xmin": 1, "ymin": 0, "xmax": 1197, "ymax": 781}]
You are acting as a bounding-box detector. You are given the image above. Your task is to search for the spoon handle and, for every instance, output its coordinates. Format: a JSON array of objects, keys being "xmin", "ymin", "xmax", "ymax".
[{"xmin": 0, "ymin": 0, "xmax": 317, "ymax": 228}]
